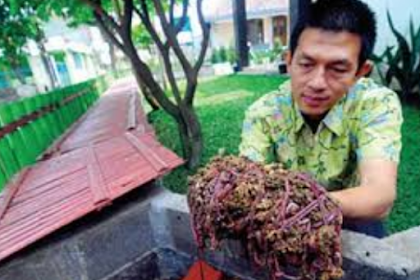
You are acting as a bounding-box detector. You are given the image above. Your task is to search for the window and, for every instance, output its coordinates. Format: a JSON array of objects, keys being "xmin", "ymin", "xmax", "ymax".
[
  {"xmin": 273, "ymin": 16, "xmax": 288, "ymax": 45},
  {"xmin": 72, "ymin": 52, "xmax": 84, "ymax": 70},
  {"xmin": 247, "ymin": 19, "xmax": 264, "ymax": 46}
]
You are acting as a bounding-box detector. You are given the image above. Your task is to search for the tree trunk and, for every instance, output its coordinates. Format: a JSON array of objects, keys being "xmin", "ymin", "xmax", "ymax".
[
  {"xmin": 36, "ymin": 40, "xmax": 57, "ymax": 90},
  {"xmin": 125, "ymin": 37, "xmax": 203, "ymax": 168},
  {"xmin": 96, "ymin": 23, "xmax": 119, "ymax": 77},
  {"xmin": 109, "ymin": 42, "xmax": 118, "ymax": 77},
  {"xmin": 177, "ymin": 104, "xmax": 203, "ymax": 169},
  {"xmin": 131, "ymin": 64, "xmax": 160, "ymax": 111},
  {"xmin": 90, "ymin": 2, "xmax": 207, "ymax": 169},
  {"xmin": 106, "ymin": 35, "xmax": 119, "ymax": 77},
  {"xmin": 113, "ymin": 30, "xmax": 158, "ymax": 111},
  {"xmin": 155, "ymin": 47, "xmax": 168, "ymax": 91}
]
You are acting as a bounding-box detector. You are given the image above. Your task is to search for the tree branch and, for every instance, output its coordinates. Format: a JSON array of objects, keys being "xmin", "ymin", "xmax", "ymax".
[
  {"xmin": 130, "ymin": 49, "xmax": 180, "ymax": 117},
  {"xmin": 170, "ymin": 0, "xmax": 176, "ymax": 27},
  {"xmin": 121, "ymin": 0, "xmax": 134, "ymax": 38},
  {"xmin": 151, "ymin": 0, "xmax": 193, "ymax": 74},
  {"xmin": 134, "ymin": 2, "xmax": 183, "ymax": 106},
  {"xmin": 174, "ymin": 0, "xmax": 189, "ymax": 34},
  {"xmin": 186, "ymin": 0, "xmax": 210, "ymax": 105},
  {"xmin": 113, "ymin": 0, "xmax": 123, "ymax": 23},
  {"xmin": 193, "ymin": 0, "xmax": 210, "ymax": 74},
  {"xmin": 94, "ymin": 12, "xmax": 126, "ymax": 54},
  {"xmin": 163, "ymin": 49, "xmax": 185, "ymax": 106},
  {"xmin": 79, "ymin": 0, "xmax": 122, "ymax": 35},
  {"xmin": 134, "ymin": 1, "xmax": 166, "ymax": 51}
]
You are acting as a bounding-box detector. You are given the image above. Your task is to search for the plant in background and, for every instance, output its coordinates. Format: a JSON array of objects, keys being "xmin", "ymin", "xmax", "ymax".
[
  {"xmin": 210, "ymin": 48, "xmax": 221, "ymax": 64},
  {"xmin": 250, "ymin": 49, "xmax": 268, "ymax": 65},
  {"xmin": 219, "ymin": 46, "xmax": 227, "ymax": 63},
  {"xmin": 372, "ymin": 12, "xmax": 420, "ymax": 101},
  {"xmin": 250, "ymin": 41, "xmax": 285, "ymax": 66},
  {"xmin": 132, "ymin": 24, "xmax": 153, "ymax": 51},
  {"xmin": 51, "ymin": 51, "xmax": 66, "ymax": 63},
  {"xmin": 210, "ymin": 47, "xmax": 229, "ymax": 64},
  {"xmin": 0, "ymin": 1, "xmax": 38, "ymax": 85},
  {"xmin": 269, "ymin": 38, "xmax": 284, "ymax": 62},
  {"xmin": 226, "ymin": 45, "xmax": 237, "ymax": 65}
]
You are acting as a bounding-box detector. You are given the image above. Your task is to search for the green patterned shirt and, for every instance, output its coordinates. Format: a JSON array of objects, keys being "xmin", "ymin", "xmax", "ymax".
[{"xmin": 239, "ymin": 78, "xmax": 403, "ymax": 191}]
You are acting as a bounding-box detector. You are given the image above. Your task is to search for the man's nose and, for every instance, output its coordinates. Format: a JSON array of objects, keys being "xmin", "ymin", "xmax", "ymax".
[{"xmin": 308, "ymin": 67, "xmax": 327, "ymax": 91}]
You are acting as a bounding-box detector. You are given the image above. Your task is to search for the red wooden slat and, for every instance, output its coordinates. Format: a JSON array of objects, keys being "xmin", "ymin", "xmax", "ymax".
[
  {"xmin": 126, "ymin": 91, "xmax": 138, "ymax": 130},
  {"xmin": 0, "ymin": 193, "xmax": 93, "ymax": 261},
  {"xmin": 0, "ymin": 169, "xmax": 30, "ymax": 221},
  {"xmin": 0, "ymin": 187, "xmax": 91, "ymax": 238},
  {"xmin": 86, "ymin": 145, "xmax": 110, "ymax": 208},
  {"xmin": 7, "ymin": 169, "xmax": 88, "ymax": 218},
  {"xmin": 0, "ymin": 78, "xmax": 184, "ymax": 262},
  {"xmin": 124, "ymin": 132, "xmax": 170, "ymax": 173}
]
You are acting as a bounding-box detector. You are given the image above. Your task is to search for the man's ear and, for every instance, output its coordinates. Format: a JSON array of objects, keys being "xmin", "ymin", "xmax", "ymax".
[
  {"xmin": 285, "ymin": 50, "xmax": 292, "ymax": 73},
  {"xmin": 356, "ymin": 60, "xmax": 373, "ymax": 78}
]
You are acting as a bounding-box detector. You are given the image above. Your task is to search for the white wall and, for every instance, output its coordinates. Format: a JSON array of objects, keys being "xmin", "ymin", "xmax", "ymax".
[
  {"xmin": 362, "ymin": 0, "xmax": 420, "ymax": 54},
  {"xmin": 28, "ymin": 56, "xmax": 52, "ymax": 92},
  {"xmin": 263, "ymin": 18, "xmax": 274, "ymax": 47},
  {"xmin": 65, "ymin": 52, "xmax": 96, "ymax": 84},
  {"xmin": 211, "ymin": 22, "xmax": 235, "ymax": 49}
]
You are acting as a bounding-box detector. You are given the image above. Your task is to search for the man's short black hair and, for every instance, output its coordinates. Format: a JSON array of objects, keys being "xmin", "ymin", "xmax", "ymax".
[{"xmin": 290, "ymin": 0, "xmax": 377, "ymax": 67}]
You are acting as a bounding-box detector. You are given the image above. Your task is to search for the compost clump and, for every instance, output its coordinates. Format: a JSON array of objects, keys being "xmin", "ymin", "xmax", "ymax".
[{"xmin": 188, "ymin": 156, "xmax": 343, "ymax": 280}]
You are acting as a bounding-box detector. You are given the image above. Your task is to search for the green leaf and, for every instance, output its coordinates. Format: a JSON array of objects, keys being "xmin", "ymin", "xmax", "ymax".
[
  {"xmin": 370, "ymin": 53, "xmax": 383, "ymax": 63},
  {"xmin": 409, "ymin": 16, "xmax": 416, "ymax": 50},
  {"xmin": 414, "ymin": 24, "xmax": 420, "ymax": 53},
  {"xmin": 384, "ymin": 47, "xmax": 398, "ymax": 86},
  {"xmin": 8, "ymin": 0, "xmax": 19, "ymax": 14},
  {"xmin": 387, "ymin": 11, "xmax": 412, "ymax": 71}
]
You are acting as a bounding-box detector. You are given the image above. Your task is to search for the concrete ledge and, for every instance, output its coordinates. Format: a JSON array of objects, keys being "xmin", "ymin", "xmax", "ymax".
[
  {"xmin": 158, "ymin": 191, "xmax": 420, "ymax": 280},
  {"xmin": 0, "ymin": 186, "xmax": 419, "ymax": 280},
  {"xmin": 385, "ymin": 226, "xmax": 420, "ymax": 262}
]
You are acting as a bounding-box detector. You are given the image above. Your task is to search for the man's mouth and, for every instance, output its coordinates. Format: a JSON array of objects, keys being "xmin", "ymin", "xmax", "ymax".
[{"xmin": 302, "ymin": 94, "xmax": 329, "ymax": 107}]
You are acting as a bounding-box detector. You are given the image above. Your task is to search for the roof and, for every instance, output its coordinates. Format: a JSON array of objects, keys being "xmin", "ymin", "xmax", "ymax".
[
  {"xmin": 0, "ymin": 79, "xmax": 183, "ymax": 262},
  {"xmin": 204, "ymin": 0, "xmax": 289, "ymax": 22}
]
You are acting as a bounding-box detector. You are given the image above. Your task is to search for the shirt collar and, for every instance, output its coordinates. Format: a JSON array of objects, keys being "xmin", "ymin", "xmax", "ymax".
[
  {"xmin": 322, "ymin": 99, "xmax": 344, "ymax": 136},
  {"xmin": 292, "ymin": 96, "xmax": 345, "ymax": 136}
]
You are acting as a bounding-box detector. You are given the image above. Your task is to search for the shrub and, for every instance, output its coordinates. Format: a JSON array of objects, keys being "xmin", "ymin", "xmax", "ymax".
[
  {"xmin": 210, "ymin": 47, "xmax": 229, "ymax": 64},
  {"xmin": 372, "ymin": 12, "xmax": 420, "ymax": 101}
]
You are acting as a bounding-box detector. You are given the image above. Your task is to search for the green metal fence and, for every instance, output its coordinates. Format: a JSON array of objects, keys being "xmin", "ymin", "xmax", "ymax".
[{"xmin": 0, "ymin": 78, "xmax": 104, "ymax": 192}]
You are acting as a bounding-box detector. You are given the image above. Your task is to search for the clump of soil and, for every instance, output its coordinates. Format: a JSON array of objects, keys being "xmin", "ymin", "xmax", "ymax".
[{"xmin": 188, "ymin": 156, "xmax": 343, "ymax": 280}]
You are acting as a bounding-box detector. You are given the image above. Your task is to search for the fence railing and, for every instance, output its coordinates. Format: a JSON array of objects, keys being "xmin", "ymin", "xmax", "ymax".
[{"xmin": 0, "ymin": 79, "xmax": 103, "ymax": 192}]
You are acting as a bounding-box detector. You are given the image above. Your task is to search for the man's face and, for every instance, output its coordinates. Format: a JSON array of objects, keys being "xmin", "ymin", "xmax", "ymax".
[{"xmin": 287, "ymin": 28, "xmax": 371, "ymax": 120}]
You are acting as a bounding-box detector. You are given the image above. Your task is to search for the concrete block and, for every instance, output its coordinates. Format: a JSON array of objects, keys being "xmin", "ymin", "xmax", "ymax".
[{"xmin": 2, "ymin": 186, "xmax": 420, "ymax": 280}]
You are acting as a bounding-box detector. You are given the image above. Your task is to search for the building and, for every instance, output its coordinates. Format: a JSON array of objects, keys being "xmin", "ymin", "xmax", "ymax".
[
  {"xmin": 26, "ymin": 17, "xmax": 110, "ymax": 92},
  {"xmin": 204, "ymin": 0, "xmax": 289, "ymax": 51}
]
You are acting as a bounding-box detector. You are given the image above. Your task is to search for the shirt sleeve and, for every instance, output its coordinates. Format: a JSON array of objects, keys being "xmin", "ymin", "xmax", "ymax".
[
  {"xmin": 356, "ymin": 89, "xmax": 403, "ymax": 163},
  {"xmin": 239, "ymin": 108, "xmax": 272, "ymax": 163}
]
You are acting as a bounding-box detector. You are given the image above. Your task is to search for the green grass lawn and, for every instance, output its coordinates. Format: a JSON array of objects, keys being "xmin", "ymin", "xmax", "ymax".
[{"xmin": 149, "ymin": 74, "xmax": 420, "ymax": 234}]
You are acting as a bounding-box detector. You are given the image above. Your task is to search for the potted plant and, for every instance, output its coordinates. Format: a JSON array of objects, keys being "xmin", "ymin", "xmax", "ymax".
[{"xmin": 211, "ymin": 47, "xmax": 234, "ymax": 76}]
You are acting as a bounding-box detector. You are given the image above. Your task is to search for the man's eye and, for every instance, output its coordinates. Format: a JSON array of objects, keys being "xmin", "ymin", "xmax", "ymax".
[
  {"xmin": 299, "ymin": 62, "xmax": 313, "ymax": 69},
  {"xmin": 331, "ymin": 67, "xmax": 347, "ymax": 74}
]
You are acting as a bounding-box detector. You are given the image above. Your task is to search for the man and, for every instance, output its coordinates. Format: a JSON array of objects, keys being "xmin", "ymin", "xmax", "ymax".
[{"xmin": 239, "ymin": 0, "xmax": 403, "ymax": 238}]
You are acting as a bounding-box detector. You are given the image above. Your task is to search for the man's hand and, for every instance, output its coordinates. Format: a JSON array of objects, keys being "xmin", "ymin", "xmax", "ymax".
[{"xmin": 328, "ymin": 159, "xmax": 397, "ymax": 220}]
